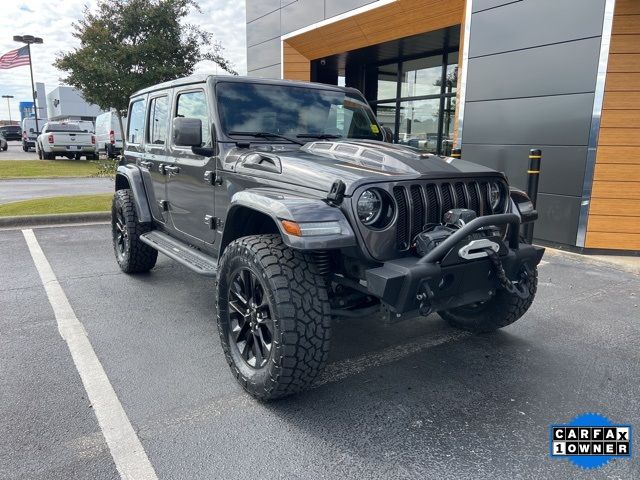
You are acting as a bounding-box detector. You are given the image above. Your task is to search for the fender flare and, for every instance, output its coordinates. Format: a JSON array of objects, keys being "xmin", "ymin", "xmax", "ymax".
[
  {"xmin": 509, "ymin": 187, "xmax": 538, "ymax": 223},
  {"xmin": 115, "ymin": 164, "xmax": 152, "ymax": 223},
  {"xmin": 225, "ymin": 188, "xmax": 357, "ymax": 251}
]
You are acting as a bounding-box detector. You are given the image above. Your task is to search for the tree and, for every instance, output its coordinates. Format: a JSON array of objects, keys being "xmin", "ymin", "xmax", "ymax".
[{"xmin": 56, "ymin": 0, "xmax": 237, "ymax": 144}]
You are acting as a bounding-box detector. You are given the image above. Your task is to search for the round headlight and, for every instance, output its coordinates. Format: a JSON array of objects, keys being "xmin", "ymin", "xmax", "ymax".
[
  {"xmin": 357, "ymin": 189, "xmax": 382, "ymax": 225},
  {"xmin": 489, "ymin": 182, "xmax": 502, "ymax": 211}
]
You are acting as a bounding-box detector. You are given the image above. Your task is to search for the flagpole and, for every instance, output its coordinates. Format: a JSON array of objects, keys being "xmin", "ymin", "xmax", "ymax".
[
  {"xmin": 13, "ymin": 35, "xmax": 43, "ymax": 134},
  {"xmin": 26, "ymin": 44, "xmax": 39, "ymax": 134}
]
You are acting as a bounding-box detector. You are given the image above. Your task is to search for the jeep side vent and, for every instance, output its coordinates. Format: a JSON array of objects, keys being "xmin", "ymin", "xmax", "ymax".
[{"xmin": 393, "ymin": 186, "xmax": 410, "ymax": 250}]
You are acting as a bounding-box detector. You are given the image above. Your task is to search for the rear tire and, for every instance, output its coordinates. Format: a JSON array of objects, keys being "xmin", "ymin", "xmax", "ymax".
[
  {"xmin": 217, "ymin": 234, "xmax": 331, "ymax": 400},
  {"xmin": 439, "ymin": 266, "xmax": 538, "ymax": 333},
  {"xmin": 111, "ymin": 189, "xmax": 157, "ymax": 273}
]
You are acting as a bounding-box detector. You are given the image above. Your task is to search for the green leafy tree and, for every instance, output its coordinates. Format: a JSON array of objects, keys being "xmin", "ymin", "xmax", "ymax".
[{"xmin": 56, "ymin": 0, "xmax": 238, "ymax": 143}]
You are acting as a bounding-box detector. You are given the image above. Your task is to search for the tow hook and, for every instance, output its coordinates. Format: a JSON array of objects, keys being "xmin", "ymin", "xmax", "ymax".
[
  {"xmin": 416, "ymin": 281, "xmax": 435, "ymax": 316},
  {"xmin": 484, "ymin": 248, "xmax": 531, "ymax": 299}
]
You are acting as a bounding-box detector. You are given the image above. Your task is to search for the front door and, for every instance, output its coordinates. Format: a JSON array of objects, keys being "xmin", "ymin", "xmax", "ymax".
[{"xmin": 165, "ymin": 88, "xmax": 217, "ymax": 245}]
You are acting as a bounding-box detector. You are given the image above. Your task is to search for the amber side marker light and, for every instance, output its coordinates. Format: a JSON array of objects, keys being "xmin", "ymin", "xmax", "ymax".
[{"xmin": 281, "ymin": 220, "xmax": 302, "ymax": 237}]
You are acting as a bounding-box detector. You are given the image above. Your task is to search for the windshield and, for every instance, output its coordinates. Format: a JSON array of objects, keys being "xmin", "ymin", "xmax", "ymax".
[{"xmin": 216, "ymin": 82, "xmax": 383, "ymax": 142}]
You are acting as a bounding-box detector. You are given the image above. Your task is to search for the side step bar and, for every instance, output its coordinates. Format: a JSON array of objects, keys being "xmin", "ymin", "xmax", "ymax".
[{"xmin": 140, "ymin": 231, "xmax": 217, "ymax": 277}]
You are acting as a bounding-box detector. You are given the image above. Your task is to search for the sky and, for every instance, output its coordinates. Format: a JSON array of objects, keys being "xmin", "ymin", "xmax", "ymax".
[{"xmin": 0, "ymin": 0, "xmax": 247, "ymax": 121}]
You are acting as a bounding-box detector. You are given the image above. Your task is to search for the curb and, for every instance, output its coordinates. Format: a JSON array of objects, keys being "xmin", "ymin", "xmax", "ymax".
[{"xmin": 0, "ymin": 211, "xmax": 111, "ymax": 228}]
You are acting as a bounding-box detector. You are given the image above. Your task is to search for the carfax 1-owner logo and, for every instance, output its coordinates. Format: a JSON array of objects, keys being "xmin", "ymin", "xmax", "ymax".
[{"xmin": 550, "ymin": 413, "xmax": 632, "ymax": 469}]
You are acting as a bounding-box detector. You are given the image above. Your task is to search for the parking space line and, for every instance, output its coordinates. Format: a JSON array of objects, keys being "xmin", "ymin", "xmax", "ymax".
[{"xmin": 22, "ymin": 229, "xmax": 158, "ymax": 480}]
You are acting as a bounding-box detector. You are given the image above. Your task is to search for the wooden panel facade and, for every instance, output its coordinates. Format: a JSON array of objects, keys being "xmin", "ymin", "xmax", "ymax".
[
  {"xmin": 281, "ymin": 0, "xmax": 464, "ymax": 83},
  {"xmin": 586, "ymin": 4, "xmax": 640, "ymax": 250}
]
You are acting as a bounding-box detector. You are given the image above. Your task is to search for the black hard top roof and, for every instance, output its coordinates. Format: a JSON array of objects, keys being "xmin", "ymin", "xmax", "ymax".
[{"xmin": 130, "ymin": 74, "xmax": 358, "ymax": 98}]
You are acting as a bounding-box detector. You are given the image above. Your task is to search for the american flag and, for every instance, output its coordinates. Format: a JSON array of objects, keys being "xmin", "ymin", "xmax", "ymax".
[{"xmin": 0, "ymin": 46, "xmax": 30, "ymax": 69}]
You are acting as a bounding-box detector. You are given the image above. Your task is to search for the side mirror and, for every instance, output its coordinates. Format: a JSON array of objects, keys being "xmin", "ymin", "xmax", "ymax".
[
  {"xmin": 382, "ymin": 126, "xmax": 394, "ymax": 143},
  {"xmin": 173, "ymin": 117, "xmax": 202, "ymax": 147}
]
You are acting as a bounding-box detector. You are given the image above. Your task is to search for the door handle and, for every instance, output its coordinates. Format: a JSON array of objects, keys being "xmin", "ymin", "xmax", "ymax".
[
  {"xmin": 139, "ymin": 160, "xmax": 152, "ymax": 169},
  {"xmin": 164, "ymin": 165, "xmax": 180, "ymax": 175}
]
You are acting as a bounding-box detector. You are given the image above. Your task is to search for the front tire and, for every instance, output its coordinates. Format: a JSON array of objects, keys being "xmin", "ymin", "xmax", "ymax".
[
  {"xmin": 439, "ymin": 266, "xmax": 538, "ymax": 333},
  {"xmin": 111, "ymin": 189, "xmax": 157, "ymax": 273},
  {"xmin": 217, "ymin": 234, "xmax": 331, "ymax": 400}
]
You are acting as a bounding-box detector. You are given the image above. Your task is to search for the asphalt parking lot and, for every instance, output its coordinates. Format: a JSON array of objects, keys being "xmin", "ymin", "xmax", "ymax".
[
  {"xmin": 0, "ymin": 141, "xmax": 38, "ymax": 160},
  {"xmin": 1, "ymin": 223, "xmax": 638, "ymax": 480}
]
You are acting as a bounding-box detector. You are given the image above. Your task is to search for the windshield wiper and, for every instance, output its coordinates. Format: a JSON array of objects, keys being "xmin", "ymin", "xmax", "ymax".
[
  {"xmin": 227, "ymin": 131, "xmax": 305, "ymax": 146},
  {"xmin": 296, "ymin": 133, "xmax": 342, "ymax": 140}
]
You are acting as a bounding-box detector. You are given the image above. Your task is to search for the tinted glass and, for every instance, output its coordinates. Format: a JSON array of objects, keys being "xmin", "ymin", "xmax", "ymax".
[
  {"xmin": 445, "ymin": 51, "xmax": 459, "ymax": 94},
  {"xmin": 176, "ymin": 91, "xmax": 210, "ymax": 147},
  {"xmin": 375, "ymin": 102, "xmax": 396, "ymax": 139},
  {"xmin": 397, "ymin": 98, "xmax": 440, "ymax": 154},
  {"xmin": 127, "ymin": 99, "xmax": 145, "ymax": 144},
  {"xmin": 148, "ymin": 96, "xmax": 168, "ymax": 145},
  {"xmin": 400, "ymin": 56, "xmax": 442, "ymax": 98},
  {"xmin": 216, "ymin": 82, "xmax": 383, "ymax": 141},
  {"xmin": 377, "ymin": 64, "xmax": 398, "ymax": 101},
  {"xmin": 45, "ymin": 123, "xmax": 81, "ymax": 132}
]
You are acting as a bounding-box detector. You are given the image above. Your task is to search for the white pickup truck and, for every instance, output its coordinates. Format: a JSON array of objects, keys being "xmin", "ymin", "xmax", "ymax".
[{"xmin": 36, "ymin": 122, "xmax": 97, "ymax": 160}]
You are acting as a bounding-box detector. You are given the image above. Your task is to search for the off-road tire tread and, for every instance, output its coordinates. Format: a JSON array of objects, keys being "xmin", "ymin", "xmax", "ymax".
[
  {"xmin": 217, "ymin": 234, "xmax": 331, "ymax": 401},
  {"xmin": 439, "ymin": 267, "xmax": 538, "ymax": 333},
  {"xmin": 112, "ymin": 189, "xmax": 157, "ymax": 273}
]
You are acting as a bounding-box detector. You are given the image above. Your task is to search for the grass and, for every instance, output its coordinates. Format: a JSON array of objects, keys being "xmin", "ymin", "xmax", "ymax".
[
  {"xmin": 0, "ymin": 160, "xmax": 102, "ymax": 179},
  {"xmin": 0, "ymin": 194, "xmax": 112, "ymax": 217}
]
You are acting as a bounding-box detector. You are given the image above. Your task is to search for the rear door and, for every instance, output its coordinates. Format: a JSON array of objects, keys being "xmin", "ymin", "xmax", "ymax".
[
  {"xmin": 165, "ymin": 87, "xmax": 217, "ymax": 245},
  {"xmin": 126, "ymin": 95, "xmax": 167, "ymax": 224}
]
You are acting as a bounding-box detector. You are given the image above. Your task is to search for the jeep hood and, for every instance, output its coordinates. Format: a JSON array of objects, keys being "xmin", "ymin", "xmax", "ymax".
[{"xmin": 236, "ymin": 140, "xmax": 501, "ymax": 196}]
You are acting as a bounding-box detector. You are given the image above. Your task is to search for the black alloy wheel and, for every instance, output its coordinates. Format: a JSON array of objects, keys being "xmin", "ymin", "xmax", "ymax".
[
  {"xmin": 227, "ymin": 267, "xmax": 274, "ymax": 368},
  {"xmin": 113, "ymin": 204, "xmax": 129, "ymax": 261}
]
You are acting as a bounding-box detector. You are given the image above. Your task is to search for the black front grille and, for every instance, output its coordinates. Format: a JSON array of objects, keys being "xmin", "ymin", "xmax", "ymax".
[
  {"xmin": 394, "ymin": 180, "xmax": 496, "ymax": 250},
  {"xmin": 393, "ymin": 186, "xmax": 409, "ymax": 250}
]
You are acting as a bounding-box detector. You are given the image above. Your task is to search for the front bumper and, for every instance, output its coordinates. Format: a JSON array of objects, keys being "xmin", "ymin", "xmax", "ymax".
[{"xmin": 365, "ymin": 213, "xmax": 545, "ymax": 314}]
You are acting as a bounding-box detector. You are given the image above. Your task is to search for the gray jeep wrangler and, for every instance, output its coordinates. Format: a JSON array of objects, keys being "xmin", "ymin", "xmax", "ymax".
[{"xmin": 112, "ymin": 75, "xmax": 544, "ymax": 400}]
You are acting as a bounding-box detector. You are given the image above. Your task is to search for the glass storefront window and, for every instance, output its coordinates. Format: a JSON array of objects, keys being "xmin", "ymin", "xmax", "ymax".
[
  {"xmin": 366, "ymin": 49, "xmax": 458, "ymax": 155},
  {"xmin": 397, "ymin": 98, "xmax": 440, "ymax": 153},
  {"xmin": 400, "ymin": 56, "xmax": 442, "ymax": 98},
  {"xmin": 375, "ymin": 102, "xmax": 396, "ymax": 139},
  {"xmin": 444, "ymin": 51, "xmax": 459, "ymax": 94},
  {"xmin": 377, "ymin": 64, "xmax": 398, "ymax": 101}
]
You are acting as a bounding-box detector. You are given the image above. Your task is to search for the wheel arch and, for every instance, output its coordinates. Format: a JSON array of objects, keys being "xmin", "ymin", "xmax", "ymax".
[
  {"xmin": 115, "ymin": 164, "xmax": 152, "ymax": 223},
  {"xmin": 218, "ymin": 189, "xmax": 357, "ymax": 257}
]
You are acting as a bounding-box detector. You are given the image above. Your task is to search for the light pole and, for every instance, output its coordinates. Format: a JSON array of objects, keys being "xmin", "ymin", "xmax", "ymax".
[
  {"xmin": 12, "ymin": 35, "xmax": 43, "ymax": 133},
  {"xmin": 2, "ymin": 95, "xmax": 14, "ymax": 123}
]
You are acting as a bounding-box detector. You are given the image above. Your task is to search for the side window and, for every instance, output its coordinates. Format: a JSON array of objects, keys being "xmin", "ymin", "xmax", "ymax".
[
  {"xmin": 175, "ymin": 91, "xmax": 210, "ymax": 147},
  {"xmin": 148, "ymin": 96, "xmax": 169, "ymax": 145},
  {"xmin": 127, "ymin": 100, "xmax": 145, "ymax": 144}
]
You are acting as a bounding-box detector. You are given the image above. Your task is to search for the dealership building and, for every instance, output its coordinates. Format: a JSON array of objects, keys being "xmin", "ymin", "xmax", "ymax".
[{"xmin": 245, "ymin": 0, "xmax": 639, "ymax": 252}]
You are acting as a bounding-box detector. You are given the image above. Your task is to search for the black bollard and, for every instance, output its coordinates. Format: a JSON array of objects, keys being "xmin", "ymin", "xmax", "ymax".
[{"xmin": 524, "ymin": 149, "xmax": 542, "ymax": 243}]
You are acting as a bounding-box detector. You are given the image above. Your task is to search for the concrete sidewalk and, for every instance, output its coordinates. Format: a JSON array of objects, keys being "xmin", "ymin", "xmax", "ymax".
[{"xmin": 0, "ymin": 177, "xmax": 113, "ymax": 204}]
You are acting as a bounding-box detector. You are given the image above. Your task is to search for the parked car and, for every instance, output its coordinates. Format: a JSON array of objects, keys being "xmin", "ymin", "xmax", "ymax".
[
  {"xmin": 76, "ymin": 120, "xmax": 95, "ymax": 133},
  {"xmin": 22, "ymin": 117, "xmax": 47, "ymax": 151},
  {"xmin": 0, "ymin": 124, "xmax": 22, "ymax": 141},
  {"xmin": 36, "ymin": 122, "xmax": 97, "ymax": 160},
  {"xmin": 95, "ymin": 111, "xmax": 124, "ymax": 158},
  {"xmin": 0, "ymin": 133, "xmax": 7, "ymax": 151},
  {"xmin": 112, "ymin": 75, "xmax": 544, "ymax": 400}
]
